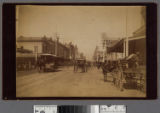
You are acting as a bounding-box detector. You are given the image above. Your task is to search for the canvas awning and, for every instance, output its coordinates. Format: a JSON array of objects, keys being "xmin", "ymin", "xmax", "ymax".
[
  {"xmin": 16, "ymin": 48, "xmax": 32, "ymax": 53},
  {"xmin": 107, "ymin": 39, "xmax": 124, "ymax": 53},
  {"xmin": 16, "ymin": 53, "xmax": 35, "ymax": 58},
  {"xmin": 40, "ymin": 53, "xmax": 57, "ymax": 57}
]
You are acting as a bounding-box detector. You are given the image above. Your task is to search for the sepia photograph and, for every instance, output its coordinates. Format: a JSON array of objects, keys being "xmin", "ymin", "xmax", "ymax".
[{"xmin": 16, "ymin": 5, "xmax": 146, "ymax": 98}]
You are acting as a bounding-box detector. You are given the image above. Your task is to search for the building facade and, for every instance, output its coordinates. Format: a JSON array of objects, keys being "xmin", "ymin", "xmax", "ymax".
[
  {"xmin": 17, "ymin": 36, "xmax": 79, "ymax": 61},
  {"xmin": 17, "ymin": 36, "xmax": 56, "ymax": 54}
]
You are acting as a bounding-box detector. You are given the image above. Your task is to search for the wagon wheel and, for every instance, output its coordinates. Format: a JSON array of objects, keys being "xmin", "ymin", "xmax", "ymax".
[
  {"xmin": 135, "ymin": 73, "xmax": 144, "ymax": 92},
  {"xmin": 140, "ymin": 75, "xmax": 145, "ymax": 93}
]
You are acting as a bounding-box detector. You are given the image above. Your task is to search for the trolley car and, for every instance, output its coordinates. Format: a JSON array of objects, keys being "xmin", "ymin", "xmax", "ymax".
[{"xmin": 38, "ymin": 54, "xmax": 59, "ymax": 72}]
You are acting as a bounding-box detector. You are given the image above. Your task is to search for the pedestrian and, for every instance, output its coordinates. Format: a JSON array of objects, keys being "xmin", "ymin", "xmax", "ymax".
[
  {"xmin": 134, "ymin": 52, "xmax": 140, "ymax": 68},
  {"xmin": 117, "ymin": 60, "xmax": 125, "ymax": 91},
  {"xmin": 112, "ymin": 63, "xmax": 118, "ymax": 85},
  {"xmin": 85, "ymin": 61, "xmax": 88, "ymax": 72},
  {"xmin": 82, "ymin": 60, "xmax": 86, "ymax": 72},
  {"xmin": 37, "ymin": 58, "xmax": 41, "ymax": 72},
  {"xmin": 102, "ymin": 60, "xmax": 108, "ymax": 82},
  {"xmin": 73, "ymin": 60, "xmax": 77, "ymax": 72},
  {"xmin": 37, "ymin": 58, "xmax": 45, "ymax": 72}
]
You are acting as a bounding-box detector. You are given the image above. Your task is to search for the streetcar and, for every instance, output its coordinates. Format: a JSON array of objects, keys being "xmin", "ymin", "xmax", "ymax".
[{"xmin": 38, "ymin": 54, "xmax": 59, "ymax": 72}]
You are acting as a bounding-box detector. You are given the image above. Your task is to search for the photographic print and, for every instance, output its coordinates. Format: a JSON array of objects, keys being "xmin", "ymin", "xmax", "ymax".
[{"xmin": 16, "ymin": 5, "xmax": 146, "ymax": 98}]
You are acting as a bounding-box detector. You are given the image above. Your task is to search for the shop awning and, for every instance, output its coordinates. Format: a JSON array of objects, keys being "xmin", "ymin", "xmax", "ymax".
[
  {"xmin": 107, "ymin": 39, "xmax": 124, "ymax": 53},
  {"xmin": 16, "ymin": 53, "xmax": 35, "ymax": 58},
  {"xmin": 16, "ymin": 48, "xmax": 33, "ymax": 53}
]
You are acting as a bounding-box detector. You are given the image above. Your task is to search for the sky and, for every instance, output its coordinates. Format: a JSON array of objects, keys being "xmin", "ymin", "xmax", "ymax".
[{"xmin": 17, "ymin": 5, "xmax": 145, "ymax": 60}]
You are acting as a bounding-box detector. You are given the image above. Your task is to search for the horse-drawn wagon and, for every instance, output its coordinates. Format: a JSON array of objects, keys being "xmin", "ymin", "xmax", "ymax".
[
  {"xmin": 115, "ymin": 56, "xmax": 146, "ymax": 92},
  {"xmin": 74, "ymin": 59, "xmax": 87, "ymax": 73},
  {"xmin": 107, "ymin": 56, "xmax": 146, "ymax": 92}
]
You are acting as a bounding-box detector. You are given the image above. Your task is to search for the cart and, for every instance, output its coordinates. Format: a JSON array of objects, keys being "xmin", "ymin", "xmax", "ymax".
[
  {"xmin": 74, "ymin": 59, "xmax": 87, "ymax": 73},
  {"xmin": 120, "ymin": 59, "xmax": 146, "ymax": 92}
]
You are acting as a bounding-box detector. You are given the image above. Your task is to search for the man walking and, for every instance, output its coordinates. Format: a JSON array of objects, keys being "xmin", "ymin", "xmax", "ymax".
[{"xmin": 102, "ymin": 60, "xmax": 108, "ymax": 82}]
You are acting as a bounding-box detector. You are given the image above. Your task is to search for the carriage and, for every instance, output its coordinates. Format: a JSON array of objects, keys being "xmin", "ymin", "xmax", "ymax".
[
  {"xmin": 107, "ymin": 56, "xmax": 146, "ymax": 92},
  {"xmin": 74, "ymin": 59, "xmax": 87, "ymax": 73},
  {"xmin": 112, "ymin": 56, "xmax": 146, "ymax": 92},
  {"xmin": 121, "ymin": 58, "xmax": 146, "ymax": 92}
]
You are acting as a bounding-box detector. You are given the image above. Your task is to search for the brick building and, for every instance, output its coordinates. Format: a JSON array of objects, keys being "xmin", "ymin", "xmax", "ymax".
[
  {"xmin": 17, "ymin": 36, "xmax": 56, "ymax": 55},
  {"xmin": 16, "ymin": 36, "xmax": 78, "ymax": 61}
]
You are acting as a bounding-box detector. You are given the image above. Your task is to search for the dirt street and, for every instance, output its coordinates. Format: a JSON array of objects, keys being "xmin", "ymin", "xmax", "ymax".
[{"xmin": 16, "ymin": 66, "xmax": 145, "ymax": 97}]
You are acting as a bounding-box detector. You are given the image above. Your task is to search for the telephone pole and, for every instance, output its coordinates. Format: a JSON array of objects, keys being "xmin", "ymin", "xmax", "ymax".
[
  {"xmin": 55, "ymin": 32, "xmax": 59, "ymax": 56},
  {"xmin": 125, "ymin": 7, "xmax": 129, "ymax": 57}
]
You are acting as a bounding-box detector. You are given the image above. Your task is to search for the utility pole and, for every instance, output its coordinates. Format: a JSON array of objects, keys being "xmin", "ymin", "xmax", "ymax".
[
  {"xmin": 55, "ymin": 32, "xmax": 59, "ymax": 56},
  {"xmin": 123, "ymin": 39, "xmax": 126, "ymax": 58},
  {"xmin": 125, "ymin": 7, "xmax": 129, "ymax": 57}
]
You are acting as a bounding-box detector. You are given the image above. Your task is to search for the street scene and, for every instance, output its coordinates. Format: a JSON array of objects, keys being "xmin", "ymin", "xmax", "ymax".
[{"xmin": 16, "ymin": 6, "xmax": 146, "ymax": 97}]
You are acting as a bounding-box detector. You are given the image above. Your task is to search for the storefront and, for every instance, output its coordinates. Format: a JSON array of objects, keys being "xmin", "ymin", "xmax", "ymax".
[
  {"xmin": 107, "ymin": 33, "xmax": 146, "ymax": 65},
  {"xmin": 128, "ymin": 36, "xmax": 146, "ymax": 65}
]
